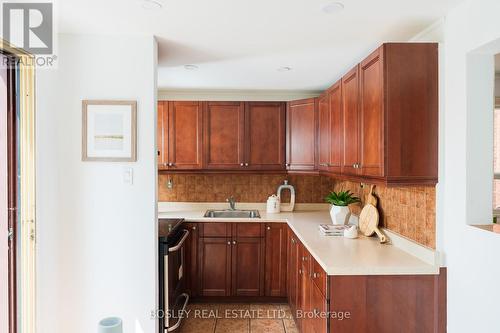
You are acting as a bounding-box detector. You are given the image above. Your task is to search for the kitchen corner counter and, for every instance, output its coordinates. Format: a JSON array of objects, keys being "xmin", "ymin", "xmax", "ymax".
[{"xmin": 158, "ymin": 202, "xmax": 440, "ymax": 276}]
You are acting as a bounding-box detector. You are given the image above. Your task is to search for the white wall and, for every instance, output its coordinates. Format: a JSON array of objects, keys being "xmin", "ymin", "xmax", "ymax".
[
  {"xmin": 429, "ymin": 0, "xmax": 500, "ymax": 332},
  {"xmin": 36, "ymin": 34, "xmax": 157, "ymax": 333}
]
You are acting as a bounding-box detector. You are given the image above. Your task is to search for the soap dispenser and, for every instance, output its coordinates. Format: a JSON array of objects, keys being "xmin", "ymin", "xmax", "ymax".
[{"xmin": 277, "ymin": 180, "xmax": 295, "ymax": 212}]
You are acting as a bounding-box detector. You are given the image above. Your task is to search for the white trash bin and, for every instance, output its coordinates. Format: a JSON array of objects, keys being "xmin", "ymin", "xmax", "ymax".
[{"xmin": 98, "ymin": 317, "xmax": 122, "ymax": 333}]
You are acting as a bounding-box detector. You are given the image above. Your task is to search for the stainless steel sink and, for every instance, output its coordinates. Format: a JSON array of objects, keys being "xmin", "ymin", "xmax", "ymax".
[{"xmin": 204, "ymin": 209, "xmax": 261, "ymax": 218}]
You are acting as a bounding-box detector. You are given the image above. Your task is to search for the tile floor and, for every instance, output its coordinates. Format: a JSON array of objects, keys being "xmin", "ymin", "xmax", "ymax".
[{"xmin": 179, "ymin": 303, "xmax": 299, "ymax": 333}]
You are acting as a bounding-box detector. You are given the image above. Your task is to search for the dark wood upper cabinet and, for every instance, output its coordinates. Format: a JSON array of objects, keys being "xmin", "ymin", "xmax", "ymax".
[
  {"xmin": 157, "ymin": 101, "xmax": 168, "ymax": 169},
  {"xmin": 167, "ymin": 101, "xmax": 203, "ymax": 170},
  {"xmin": 286, "ymin": 98, "xmax": 318, "ymax": 171},
  {"xmin": 338, "ymin": 43, "xmax": 438, "ymax": 184},
  {"xmin": 342, "ymin": 66, "xmax": 361, "ymax": 176},
  {"xmin": 318, "ymin": 93, "xmax": 330, "ymax": 171},
  {"xmin": 231, "ymin": 236, "xmax": 265, "ymax": 297},
  {"xmin": 264, "ymin": 223, "xmax": 288, "ymax": 297},
  {"xmin": 245, "ymin": 102, "xmax": 286, "ymax": 170},
  {"xmin": 382, "ymin": 43, "xmax": 438, "ymax": 184},
  {"xmin": 328, "ymin": 81, "xmax": 343, "ymax": 174},
  {"xmin": 359, "ymin": 48, "xmax": 384, "ymax": 177},
  {"xmin": 204, "ymin": 101, "xmax": 245, "ymax": 169}
]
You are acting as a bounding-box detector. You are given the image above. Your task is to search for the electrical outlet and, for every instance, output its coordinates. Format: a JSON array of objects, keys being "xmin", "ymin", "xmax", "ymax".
[{"xmin": 167, "ymin": 178, "xmax": 173, "ymax": 189}]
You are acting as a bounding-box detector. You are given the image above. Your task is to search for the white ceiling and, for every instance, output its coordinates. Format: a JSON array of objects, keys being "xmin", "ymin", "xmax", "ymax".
[{"xmin": 58, "ymin": 0, "xmax": 462, "ymax": 91}]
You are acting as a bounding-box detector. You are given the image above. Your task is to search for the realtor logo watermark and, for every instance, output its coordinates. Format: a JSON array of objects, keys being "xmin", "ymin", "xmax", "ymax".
[{"xmin": 1, "ymin": 1, "xmax": 57, "ymax": 68}]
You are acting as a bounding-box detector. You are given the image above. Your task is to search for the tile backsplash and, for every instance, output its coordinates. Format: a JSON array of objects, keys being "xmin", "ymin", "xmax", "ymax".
[
  {"xmin": 158, "ymin": 174, "xmax": 335, "ymax": 204},
  {"xmin": 158, "ymin": 174, "xmax": 436, "ymax": 248},
  {"xmin": 333, "ymin": 181, "xmax": 436, "ymax": 249}
]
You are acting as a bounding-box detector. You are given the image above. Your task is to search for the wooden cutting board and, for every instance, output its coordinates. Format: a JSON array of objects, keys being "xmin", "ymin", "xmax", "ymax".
[{"xmin": 359, "ymin": 185, "xmax": 387, "ymax": 243}]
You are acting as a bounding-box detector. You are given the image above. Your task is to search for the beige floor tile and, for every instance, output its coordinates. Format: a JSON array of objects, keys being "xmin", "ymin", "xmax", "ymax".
[
  {"xmin": 250, "ymin": 319, "xmax": 285, "ymax": 333},
  {"xmin": 279, "ymin": 304, "xmax": 293, "ymax": 319},
  {"xmin": 179, "ymin": 318, "xmax": 216, "ymax": 333},
  {"xmin": 187, "ymin": 303, "xmax": 220, "ymax": 311},
  {"xmin": 283, "ymin": 318, "xmax": 299, "ymax": 333},
  {"xmin": 249, "ymin": 303, "xmax": 284, "ymax": 319},
  {"xmin": 215, "ymin": 318, "xmax": 249, "ymax": 333},
  {"xmin": 219, "ymin": 303, "xmax": 251, "ymax": 319}
]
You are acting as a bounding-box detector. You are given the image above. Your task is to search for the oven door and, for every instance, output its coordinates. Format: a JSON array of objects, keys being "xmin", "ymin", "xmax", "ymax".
[{"xmin": 164, "ymin": 229, "xmax": 190, "ymax": 332}]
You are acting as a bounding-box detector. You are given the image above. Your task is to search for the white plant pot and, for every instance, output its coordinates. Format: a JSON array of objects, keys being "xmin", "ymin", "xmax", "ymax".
[{"xmin": 330, "ymin": 205, "xmax": 351, "ymax": 225}]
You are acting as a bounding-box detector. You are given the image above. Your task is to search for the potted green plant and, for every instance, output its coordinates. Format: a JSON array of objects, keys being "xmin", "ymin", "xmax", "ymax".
[{"xmin": 325, "ymin": 190, "xmax": 361, "ymax": 225}]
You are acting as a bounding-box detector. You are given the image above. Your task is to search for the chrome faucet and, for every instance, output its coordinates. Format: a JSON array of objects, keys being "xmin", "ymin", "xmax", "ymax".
[{"xmin": 226, "ymin": 196, "xmax": 236, "ymax": 210}]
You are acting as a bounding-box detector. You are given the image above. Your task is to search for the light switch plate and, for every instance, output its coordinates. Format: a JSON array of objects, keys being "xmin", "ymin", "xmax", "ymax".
[{"xmin": 123, "ymin": 167, "xmax": 133, "ymax": 185}]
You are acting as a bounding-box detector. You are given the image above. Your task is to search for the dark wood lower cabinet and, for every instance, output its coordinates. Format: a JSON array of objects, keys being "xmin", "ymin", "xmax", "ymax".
[
  {"xmin": 184, "ymin": 223, "xmax": 198, "ymax": 297},
  {"xmin": 265, "ymin": 223, "xmax": 288, "ymax": 297},
  {"xmin": 198, "ymin": 237, "xmax": 232, "ymax": 296},
  {"xmin": 188, "ymin": 223, "xmax": 446, "ymax": 333},
  {"xmin": 195, "ymin": 222, "xmax": 281, "ymax": 299},
  {"xmin": 287, "ymin": 229, "xmax": 300, "ymax": 317},
  {"xmin": 232, "ymin": 237, "xmax": 265, "ymax": 296},
  {"xmin": 310, "ymin": 282, "xmax": 328, "ymax": 333},
  {"xmin": 329, "ymin": 269, "xmax": 447, "ymax": 333}
]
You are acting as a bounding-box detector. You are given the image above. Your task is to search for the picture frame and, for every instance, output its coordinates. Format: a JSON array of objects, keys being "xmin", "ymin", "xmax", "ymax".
[{"xmin": 82, "ymin": 100, "xmax": 137, "ymax": 162}]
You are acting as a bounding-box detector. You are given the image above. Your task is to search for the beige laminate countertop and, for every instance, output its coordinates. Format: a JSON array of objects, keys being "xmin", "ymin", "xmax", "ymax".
[{"xmin": 158, "ymin": 203, "xmax": 439, "ymax": 276}]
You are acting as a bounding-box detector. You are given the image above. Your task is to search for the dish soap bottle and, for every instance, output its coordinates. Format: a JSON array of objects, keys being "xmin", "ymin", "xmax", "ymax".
[{"xmin": 277, "ymin": 180, "xmax": 295, "ymax": 212}]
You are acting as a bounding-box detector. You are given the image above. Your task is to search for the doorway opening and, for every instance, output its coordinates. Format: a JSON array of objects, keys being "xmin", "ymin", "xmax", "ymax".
[{"xmin": 1, "ymin": 49, "xmax": 18, "ymax": 333}]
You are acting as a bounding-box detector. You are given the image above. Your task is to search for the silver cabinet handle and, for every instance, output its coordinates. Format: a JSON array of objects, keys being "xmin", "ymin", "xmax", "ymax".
[
  {"xmin": 320, "ymin": 163, "xmax": 328, "ymax": 167},
  {"xmin": 192, "ymin": 226, "xmax": 196, "ymax": 230},
  {"xmin": 285, "ymin": 163, "xmax": 290, "ymax": 167},
  {"xmin": 169, "ymin": 229, "xmax": 190, "ymax": 252},
  {"xmin": 232, "ymin": 240, "xmax": 236, "ymax": 245},
  {"xmin": 240, "ymin": 163, "xmax": 244, "ymax": 167},
  {"xmin": 298, "ymin": 269, "xmax": 302, "ymax": 275},
  {"xmin": 313, "ymin": 273, "xmax": 318, "ymax": 278},
  {"xmin": 244, "ymin": 163, "xmax": 249, "ymax": 167},
  {"xmin": 267, "ymin": 226, "xmax": 271, "ymax": 230},
  {"xmin": 291, "ymin": 238, "xmax": 295, "ymax": 244},
  {"xmin": 227, "ymin": 241, "xmax": 231, "ymax": 245},
  {"xmin": 168, "ymin": 162, "xmax": 174, "ymax": 167}
]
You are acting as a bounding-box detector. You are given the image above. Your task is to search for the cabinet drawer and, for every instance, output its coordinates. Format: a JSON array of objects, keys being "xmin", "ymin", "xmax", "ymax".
[
  {"xmin": 200, "ymin": 223, "xmax": 231, "ymax": 238},
  {"xmin": 311, "ymin": 257, "xmax": 327, "ymax": 298},
  {"xmin": 233, "ymin": 223, "xmax": 264, "ymax": 238}
]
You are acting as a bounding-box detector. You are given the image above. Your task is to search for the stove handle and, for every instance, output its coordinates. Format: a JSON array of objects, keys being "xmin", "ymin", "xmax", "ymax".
[
  {"xmin": 167, "ymin": 293, "xmax": 190, "ymax": 332},
  {"xmin": 168, "ymin": 229, "xmax": 190, "ymax": 253}
]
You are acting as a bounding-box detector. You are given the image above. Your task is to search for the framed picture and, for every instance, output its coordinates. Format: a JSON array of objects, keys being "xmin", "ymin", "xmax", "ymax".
[{"xmin": 82, "ymin": 100, "xmax": 137, "ymax": 161}]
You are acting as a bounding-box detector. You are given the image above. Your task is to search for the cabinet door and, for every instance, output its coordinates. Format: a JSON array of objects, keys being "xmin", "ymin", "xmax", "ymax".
[
  {"xmin": 298, "ymin": 245, "xmax": 311, "ymax": 333},
  {"xmin": 286, "ymin": 98, "xmax": 317, "ymax": 171},
  {"xmin": 167, "ymin": 101, "xmax": 203, "ymax": 169},
  {"xmin": 310, "ymin": 283, "xmax": 327, "ymax": 333},
  {"xmin": 264, "ymin": 223, "xmax": 288, "ymax": 297},
  {"xmin": 157, "ymin": 101, "xmax": 168, "ymax": 169},
  {"xmin": 342, "ymin": 66, "xmax": 360, "ymax": 176},
  {"xmin": 360, "ymin": 47, "xmax": 384, "ymax": 177},
  {"xmin": 328, "ymin": 81, "xmax": 343, "ymax": 174},
  {"xmin": 184, "ymin": 223, "xmax": 199, "ymax": 297},
  {"xmin": 317, "ymin": 93, "xmax": 330, "ymax": 171},
  {"xmin": 288, "ymin": 230, "xmax": 300, "ymax": 318},
  {"xmin": 198, "ymin": 237, "xmax": 232, "ymax": 296},
  {"xmin": 245, "ymin": 102, "xmax": 286, "ymax": 170},
  {"xmin": 204, "ymin": 102, "xmax": 245, "ymax": 169},
  {"xmin": 231, "ymin": 237, "xmax": 265, "ymax": 296}
]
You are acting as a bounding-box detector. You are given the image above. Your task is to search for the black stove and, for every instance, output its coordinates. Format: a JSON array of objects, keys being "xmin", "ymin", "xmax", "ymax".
[
  {"xmin": 158, "ymin": 218, "xmax": 189, "ymax": 332},
  {"xmin": 158, "ymin": 218, "xmax": 184, "ymax": 242}
]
